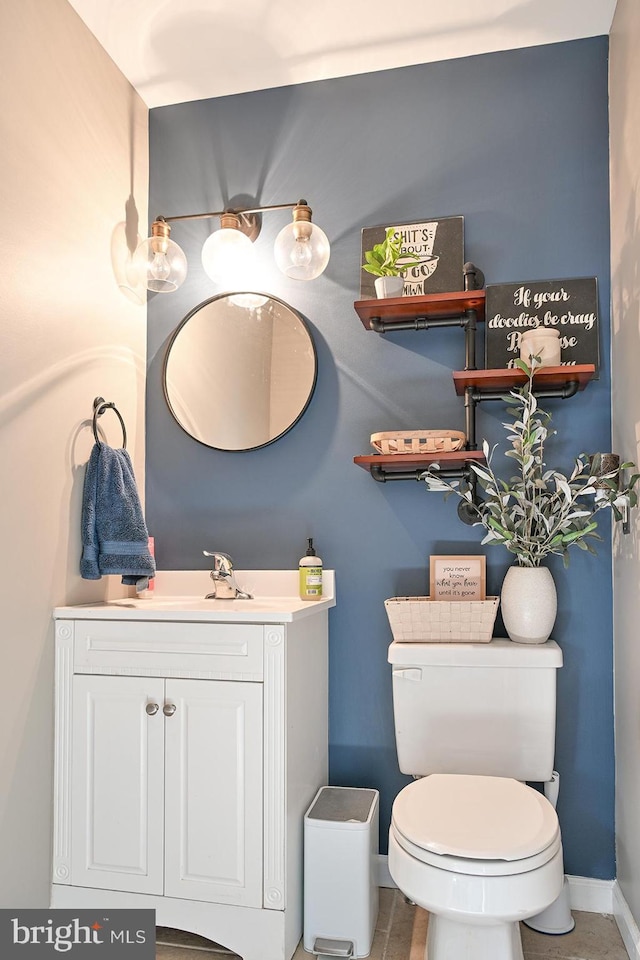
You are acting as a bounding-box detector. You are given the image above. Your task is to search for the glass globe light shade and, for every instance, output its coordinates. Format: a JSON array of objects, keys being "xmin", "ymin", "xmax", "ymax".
[
  {"xmin": 133, "ymin": 223, "xmax": 187, "ymax": 293},
  {"xmin": 274, "ymin": 220, "xmax": 330, "ymax": 281},
  {"xmin": 201, "ymin": 226, "xmax": 256, "ymax": 287}
]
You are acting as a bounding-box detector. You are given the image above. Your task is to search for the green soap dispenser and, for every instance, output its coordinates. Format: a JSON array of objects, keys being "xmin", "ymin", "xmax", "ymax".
[{"xmin": 299, "ymin": 538, "xmax": 323, "ymax": 601}]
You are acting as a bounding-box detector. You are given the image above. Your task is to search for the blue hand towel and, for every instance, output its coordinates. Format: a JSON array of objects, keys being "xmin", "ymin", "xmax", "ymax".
[{"xmin": 80, "ymin": 443, "xmax": 156, "ymax": 589}]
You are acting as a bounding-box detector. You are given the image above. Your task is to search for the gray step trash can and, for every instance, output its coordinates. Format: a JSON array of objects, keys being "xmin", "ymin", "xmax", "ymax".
[{"xmin": 304, "ymin": 786, "xmax": 379, "ymax": 958}]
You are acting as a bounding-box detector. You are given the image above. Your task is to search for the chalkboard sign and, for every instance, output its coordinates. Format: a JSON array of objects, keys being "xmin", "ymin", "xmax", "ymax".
[
  {"xmin": 484, "ymin": 277, "xmax": 599, "ymax": 375},
  {"xmin": 359, "ymin": 216, "xmax": 464, "ymax": 299}
]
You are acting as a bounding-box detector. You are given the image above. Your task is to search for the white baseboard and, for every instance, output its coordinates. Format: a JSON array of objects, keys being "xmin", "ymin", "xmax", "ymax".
[
  {"xmin": 566, "ymin": 874, "xmax": 614, "ymax": 913},
  {"xmin": 376, "ymin": 855, "xmax": 395, "ymax": 888},
  {"xmin": 613, "ymin": 881, "xmax": 640, "ymax": 960}
]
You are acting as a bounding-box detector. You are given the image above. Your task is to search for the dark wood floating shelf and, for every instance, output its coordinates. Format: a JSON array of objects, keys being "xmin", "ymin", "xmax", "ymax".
[
  {"xmin": 353, "ymin": 450, "xmax": 486, "ymax": 474},
  {"xmin": 452, "ymin": 364, "xmax": 596, "ymax": 397},
  {"xmin": 352, "ymin": 285, "xmax": 595, "ymax": 491},
  {"xmin": 354, "ymin": 290, "xmax": 486, "ymax": 330}
]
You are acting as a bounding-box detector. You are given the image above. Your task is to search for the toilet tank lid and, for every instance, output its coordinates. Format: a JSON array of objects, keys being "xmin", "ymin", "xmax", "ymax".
[{"xmin": 388, "ymin": 638, "xmax": 562, "ymax": 667}]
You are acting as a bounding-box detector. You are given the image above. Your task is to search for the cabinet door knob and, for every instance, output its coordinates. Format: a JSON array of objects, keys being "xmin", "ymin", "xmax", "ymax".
[
  {"xmin": 163, "ymin": 703, "xmax": 177, "ymax": 717},
  {"xmin": 145, "ymin": 702, "xmax": 160, "ymax": 716}
]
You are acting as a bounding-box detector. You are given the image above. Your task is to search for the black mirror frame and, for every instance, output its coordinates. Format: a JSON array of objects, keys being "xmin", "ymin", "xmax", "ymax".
[{"xmin": 162, "ymin": 292, "xmax": 318, "ymax": 452}]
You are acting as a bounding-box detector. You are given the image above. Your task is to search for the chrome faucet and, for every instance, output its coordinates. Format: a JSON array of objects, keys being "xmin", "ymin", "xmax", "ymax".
[{"xmin": 203, "ymin": 551, "xmax": 253, "ymax": 600}]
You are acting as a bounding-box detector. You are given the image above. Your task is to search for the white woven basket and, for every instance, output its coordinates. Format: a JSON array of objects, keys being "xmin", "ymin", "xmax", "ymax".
[
  {"xmin": 370, "ymin": 429, "xmax": 466, "ymax": 455},
  {"xmin": 384, "ymin": 596, "xmax": 499, "ymax": 643}
]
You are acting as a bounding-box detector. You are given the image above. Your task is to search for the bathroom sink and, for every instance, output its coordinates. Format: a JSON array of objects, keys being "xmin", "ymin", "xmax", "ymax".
[
  {"xmin": 112, "ymin": 596, "xmax": 304, "ymax": 612},
  {"xmin": 55, "ymin": 571, "xmax": 336, "ymax": 623},
  {"xmin": 113, "ymin": 597, "xmax": 222, "ymax": 610}
]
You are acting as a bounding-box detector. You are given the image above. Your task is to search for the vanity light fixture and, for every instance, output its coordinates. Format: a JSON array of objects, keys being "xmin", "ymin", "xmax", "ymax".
[{"xmin": 134, "ymin": 199, "xmax": 330, "ymax": 293}]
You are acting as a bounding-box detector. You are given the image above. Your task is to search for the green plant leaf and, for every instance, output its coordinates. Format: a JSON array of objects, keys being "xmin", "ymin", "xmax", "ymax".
[
  {"xmin": 561, "ymin": 522, "xmax": 598, "ymax": 543},
  {"xmin": 363, "ymin": 227, "xmax": 422, "ymax": 278},
  {"xmin": 514, "ymin": 359, "xmax": 531, "ymax": 375}
]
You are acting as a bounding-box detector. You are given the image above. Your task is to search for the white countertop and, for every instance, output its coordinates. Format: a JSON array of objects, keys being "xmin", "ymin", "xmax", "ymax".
[{"xmin": 54, "ymin": 570, "xmax": 336, "ymax": 624}]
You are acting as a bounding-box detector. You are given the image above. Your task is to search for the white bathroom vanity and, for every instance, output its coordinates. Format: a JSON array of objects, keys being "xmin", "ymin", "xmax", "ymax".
[{"xmin": 51, "ymin": 571, "xmax": 335, "ymax": 960}]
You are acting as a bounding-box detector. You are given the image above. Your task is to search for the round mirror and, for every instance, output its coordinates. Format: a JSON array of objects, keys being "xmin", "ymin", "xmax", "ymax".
[{"xmin": 163, "ymin": 293, "xmax": 317, "ymax": 451}]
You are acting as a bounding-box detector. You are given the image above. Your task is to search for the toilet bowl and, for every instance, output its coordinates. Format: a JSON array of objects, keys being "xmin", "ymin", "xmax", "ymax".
[{"xmin": 388, "ymin": 774, "xmax": 564, "ymax": 960}]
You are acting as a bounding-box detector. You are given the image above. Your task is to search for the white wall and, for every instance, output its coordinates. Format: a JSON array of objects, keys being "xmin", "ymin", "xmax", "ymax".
[
  {"xmin": 0, "ymin": 0, "xmax": 148, "ymax": 905},
  {"xmin": 609, "ymin": 0, "xmax": 640, "ymax": 928}
]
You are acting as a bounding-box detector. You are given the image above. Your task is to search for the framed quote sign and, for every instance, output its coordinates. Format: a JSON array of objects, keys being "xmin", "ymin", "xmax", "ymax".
[
  {"xmin": 484, "ymin": 277, "xmax": 599, "ymax": 375},
  {"xmin": 429, "ymin": 555, "xmax": 486, "ymax": 601},
  {"xmin": 359, "ymin": 215, "xmax": 464, "ymax": 299}
]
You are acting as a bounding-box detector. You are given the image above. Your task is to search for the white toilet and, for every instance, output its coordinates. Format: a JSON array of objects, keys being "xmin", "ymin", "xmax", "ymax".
[{"xmin": 388, "ymin": 638, "xmax": 565, "ymax": 960}]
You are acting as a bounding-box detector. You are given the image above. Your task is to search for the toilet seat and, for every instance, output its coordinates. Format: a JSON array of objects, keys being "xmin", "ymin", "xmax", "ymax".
[
  {"xmin": 391, "ymin": 821, "xmax": 561, "ymax": 877},
  {"xmin": 391, "ymin": 773, "xmax": 560, "ymax": 877}
]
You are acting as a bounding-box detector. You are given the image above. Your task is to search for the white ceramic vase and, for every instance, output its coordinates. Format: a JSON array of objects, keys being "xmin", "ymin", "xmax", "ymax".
[
  {"xmin": 374, "ymin": 275, "xmax": 404, "ymax": 298},
  {"xmin": 500, "ymin": 564, "xmax": 557, "ymax": 644}
]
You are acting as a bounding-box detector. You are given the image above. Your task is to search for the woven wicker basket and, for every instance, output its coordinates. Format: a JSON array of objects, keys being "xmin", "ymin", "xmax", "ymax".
[
  {"xmin": 371, "ymin": 430, "xmax": 466, "ymax": 455},
  {"xmin": 385, "ymin": 596, "xmax": 499, "ymax": 643}
]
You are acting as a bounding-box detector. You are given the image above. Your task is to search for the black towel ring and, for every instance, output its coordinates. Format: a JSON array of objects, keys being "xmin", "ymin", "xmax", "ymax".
[{"xmin": 92, "ymin": 396, "xmax": 127, "ymax": 449}]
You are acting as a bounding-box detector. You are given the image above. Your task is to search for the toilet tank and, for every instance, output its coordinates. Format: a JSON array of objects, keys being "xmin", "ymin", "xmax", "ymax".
[{"xmin": 389, "ymin": 639, "xmax": 562, "ymax": 782}]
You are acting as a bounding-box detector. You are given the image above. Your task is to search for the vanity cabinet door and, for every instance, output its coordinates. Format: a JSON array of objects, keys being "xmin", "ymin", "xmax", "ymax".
[
  {"xmin": 70, "ymin": 675, "xmax": 165, "ymax": 894},
  {"xmin": 163, "ymin": 679, "xmax": 263, "ymax": 906}
]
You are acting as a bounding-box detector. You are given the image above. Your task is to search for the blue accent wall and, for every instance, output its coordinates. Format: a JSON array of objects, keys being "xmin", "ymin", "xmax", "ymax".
[{"xmin": 147, "ymin": 37, "xmax": 614, "ymax": 878}]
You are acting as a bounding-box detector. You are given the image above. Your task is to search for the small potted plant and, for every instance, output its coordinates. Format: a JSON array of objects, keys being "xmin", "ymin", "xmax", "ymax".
[
  {"xmin": 362, "ymin": 227, "xmax": 420, "ymax": 299},
  {"xmin": 426, "ymin": 359, "xmax": 639, "ymax": 643}
]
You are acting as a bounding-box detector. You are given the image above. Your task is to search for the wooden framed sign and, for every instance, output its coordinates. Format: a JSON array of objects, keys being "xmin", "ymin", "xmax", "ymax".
[
  {"xmin": 484, "ymin": 277, "xmax": 599, "ymax": 375},
  {"xmin": 429, "ymin": 555, "xmax": 486, "ymax": 601},
  {"xmin": 359, "ymin": 215, "xmax": 464, "ymax": 299}
]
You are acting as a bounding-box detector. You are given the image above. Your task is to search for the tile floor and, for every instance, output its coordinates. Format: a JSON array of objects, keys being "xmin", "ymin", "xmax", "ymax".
[{"xmin": 156, "ymin": 888, "xmax": 629, "ymax": 959}]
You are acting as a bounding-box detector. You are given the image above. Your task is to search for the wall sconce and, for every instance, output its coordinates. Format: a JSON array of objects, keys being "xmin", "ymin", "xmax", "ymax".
[
  {"xmin": 590, "ymin": 453, "xmax": 632, "ymax": 534},
  {"xmin": 134, "ymin": 199, "xmax": 330, "ymax": 293}
]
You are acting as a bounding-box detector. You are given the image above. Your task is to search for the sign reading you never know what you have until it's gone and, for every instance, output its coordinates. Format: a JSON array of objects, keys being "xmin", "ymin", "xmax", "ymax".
[
  {"xmin": 484, "ymin": 277, "xmax": 599, "ymax": 375},
  {"xmin": 429, "ymin": 555, "xmax": 486, "ymax": 602}
]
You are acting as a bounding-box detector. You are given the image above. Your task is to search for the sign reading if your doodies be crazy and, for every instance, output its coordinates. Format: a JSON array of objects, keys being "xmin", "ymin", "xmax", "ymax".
[{"xmin": 484, "ymin": 277, "xmax": 600, "ymax": 375}]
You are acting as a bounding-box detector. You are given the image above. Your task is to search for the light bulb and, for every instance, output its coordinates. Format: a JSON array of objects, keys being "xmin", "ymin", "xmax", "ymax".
[
  {"xmin": 201, "ymin": 216, "xmax": 256, "ymax": 287},
  {"xmin": 274, "ymin": 201, "xmax": 330, "ymax": 281},
  {"xmin": 290, "ymin": 237, "xmax": 313, "ymax": 269},
  {"xmin": 133, "ymin": 220, "xmax": 187, "ymax": 293},
  {"xmin": 151, "ymin": 251, "xmax": 171, "ymax": 283}
]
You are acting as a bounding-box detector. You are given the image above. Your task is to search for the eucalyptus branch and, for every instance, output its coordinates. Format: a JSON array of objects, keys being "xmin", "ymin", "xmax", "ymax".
[{"xmin": 425, "ymin": 359, "xmax": 639, "ymax": 567}]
